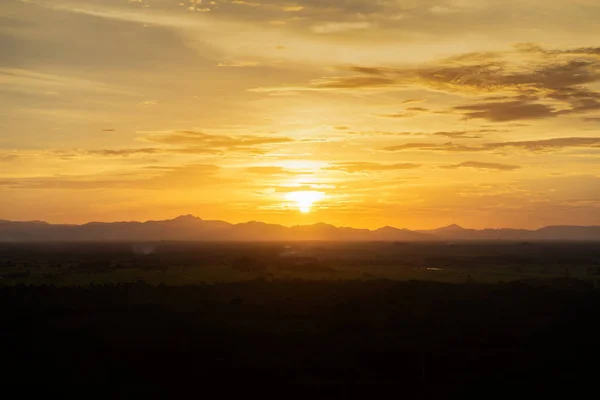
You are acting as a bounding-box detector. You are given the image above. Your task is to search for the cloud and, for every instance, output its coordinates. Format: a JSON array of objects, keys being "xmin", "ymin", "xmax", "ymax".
[
  {"xmin": 442, "ymin": 161, "xmax": 521, "ymax": 171},
  {"xmin": 310, "ymin": 76, "xmax": 396, "ymax": 89},
  {"xmin": 348, "ymin": 66, "xmax": 389, "ymax": 76},
  {"xmin": 453, "ymin": 101, "xmax": 559, "ymax": 122},
  {"xmin": 432, "ymin": 131, "xmax": 483, "ymax": 138},
  {"xmin": 0, "ymin": 137, "xmax": 292, "ymax": 163},
  {"xmin": 84, "ymin": 148, "xmax": 165, "ymax": 157},
  {"xmin": 252, "ymin": 44, "xmax": 600, "ymax": 122},
  {"xmin": 273, "ymin": 185, "xmax": 332, "ymax": 194},
  {"xmin": 325, "ymin": 162, "xmax": 422, "ymax": 173},
  {"xmin": 231, "ymin": 1, "xmax": 261, "ymax": 7},
  {"xmin": 245, "ymin": 166, "xmax": 304, "ymax": 175},
  {"xmin": 489, "ymin": 137, "xmax": 600, "ymax": 151},
  {"xmin": 382, "ymin": 137, "xmax": 600, "ymax": 153},
  {"xmin": 143, "ymin": 130, "xmax": 294, "ymax": 147},
  {"xmin": 282, "ymin": 5, "xmax": 304, "ymax": 12},
  {"xmin": 0, "ymin": 164, "xmax": 228, "ymax": 190},
  {"xmin": 140, "ymin": 100, "xmax": 160, "ymax": 106},
  {"xmin": 60, "ymin": 147, "xmax": 222, "ymax": 158},
  {"xmin": 217, "ymin": 61, "xmax": 261, "ymax": 67},
  {"xmin": 0, "ymin": 179, "xmax": 126, "ymax": 190},
  {"xmin": 376, "ymin": 105, "xmax": 433, "ymax": 119},
  {"xmin": 85, "ymin": 146, "xmax": 273, "ymax": 157},
  {"xmin": 0, "ymin": 68, "xmax": 130, "ymax": 96},
  {"xmin": 104, "ymin": 131, "xmax": 297, "ymax": 156},
  {"xmin": 516, "ymin": 43, "xmax": 600, "ymax": 58},
  {"xmin": 342, "ymin": 130, "xmax": 423, "ymax": 136},
  {"xmin": 0, "ymin": 154, "xmax": 19, "ymax": 163},
  {"xmin": 68, "ymin": 130, "xmax": 297, "ymax": 159},
  {"xmin": 252, "ymin": 76, "xmax": 396, "ymax": 92},
  {"xmin": 311, "ymin": 21, "xmax": 372, "ymax": 34},
  {"xmin": 408, "ymin": 56, "xmax": 600, "ymax": 96},
  {"xmin": 377, "ymin": 112, "xmax": 417, "ymax": 118},
  {"xmin": 568, "ymin": 97, "xmax": 600, "ymax": 113},
  {"xmin": 426, "ymin": 53, "xmax": 600, "ymax": 121},
  {"xmin": 346, "ymin": 129, "xmax": 499, "ymax": 138},
  {"xmin": 143, "ymin": 164, "xmax": 225, "ymax": 188},
  {"xmin": 383, "ymin": 142, "xmax": 482, "ymax": 152}
]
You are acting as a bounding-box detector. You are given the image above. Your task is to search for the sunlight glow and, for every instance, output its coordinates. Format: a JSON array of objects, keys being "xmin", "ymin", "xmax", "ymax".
[{"xmin": 285, "ymin": 191, "xmax": 325, "ymax": 213}]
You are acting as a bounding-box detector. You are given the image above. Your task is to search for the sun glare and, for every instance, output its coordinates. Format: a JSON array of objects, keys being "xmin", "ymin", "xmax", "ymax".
[{"xmin": 286, "ymin": 191, "xmax": 325, "ymax": 213}]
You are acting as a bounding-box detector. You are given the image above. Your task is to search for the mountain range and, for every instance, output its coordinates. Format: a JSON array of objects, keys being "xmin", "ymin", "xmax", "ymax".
[{"xmin": 1, "ymin": 215, "xmax": 600, "ymax": 242}]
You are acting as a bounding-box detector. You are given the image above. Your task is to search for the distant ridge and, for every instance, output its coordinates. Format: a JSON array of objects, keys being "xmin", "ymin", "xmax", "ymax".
[
  {"xmin": 431, "ymin": 224, "xmax": 466, "ymax": 233},
  {"xmin": 0, "ymin": 216, "xmax": 599, "ymax": 242}
]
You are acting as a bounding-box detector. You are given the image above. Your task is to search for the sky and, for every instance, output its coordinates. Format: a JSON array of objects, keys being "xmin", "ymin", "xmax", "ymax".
[{"xmin": 1, "ymin": 0, "xmax": 600, "ymax": 229}]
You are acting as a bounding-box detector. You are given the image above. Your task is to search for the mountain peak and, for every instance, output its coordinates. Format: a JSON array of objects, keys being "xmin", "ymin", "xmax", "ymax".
[
  {"xmin": 311, "ymin": 222, "xmax": 336, "ymax": 228},
  {"xmin": 172, "ymin": 214, "xmax": 202, "ymax": 222},
  {"xmin": 437, "ymin": 224, "xmax": 465, "ymax": 232},
  {"xmin": 376, "ymin": 226, "xmax": 400, "ymax": 232}
]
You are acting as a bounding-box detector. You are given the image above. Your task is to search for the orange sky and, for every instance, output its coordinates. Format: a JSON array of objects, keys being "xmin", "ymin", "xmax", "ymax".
[{"xmin": 1, "ymin": 0, "xmax": 600, "ymax": 229}]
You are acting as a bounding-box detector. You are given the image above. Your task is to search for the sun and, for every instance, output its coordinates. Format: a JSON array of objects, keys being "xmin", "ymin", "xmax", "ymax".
[{"xmin": 285, "ymin": 191, "xmax": 325, "ymax": 213}]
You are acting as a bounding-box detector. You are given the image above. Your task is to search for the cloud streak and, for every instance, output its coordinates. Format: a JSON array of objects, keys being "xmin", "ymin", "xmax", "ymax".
[
  {"xmin": 245, "ymin": 166, "xmax": 305, "ymax": 175},
  {"xmin": 452, "ymin": 101, "xmax": 559, "ymax": 122},
  {"xmin": 254, "ymin": 44, "xmax": 600, "ymax": 122},
  {"xmin": 491, "ymin": 137, "xmax": 600, "ymax": 151},
  {"xmin": 324, "ymin": 162, "xmax": 422, "ymax": 173},
  {"xmin": 0, "ymin": 164, "xmax": 230, "ymax": 190},
  {"xmin": 383, "ymin": 137, "xmax": 600, "ymax": 153},
  {"xmin": 143, "ymin": 130, "xmax": 294, "ymax": 147},
  {"xmin": 441, "ymin": 161, "xmax": 521, "ymax": 171}
]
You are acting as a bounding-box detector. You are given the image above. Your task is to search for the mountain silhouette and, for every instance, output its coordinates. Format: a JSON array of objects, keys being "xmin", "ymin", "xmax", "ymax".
[
  {"xmin": 434, "ymin": 224, "xmax": 465, "ymax": 232},
  {"xmin": 0, "ymin": 216, "xmax": 599, "ymax": 242}
]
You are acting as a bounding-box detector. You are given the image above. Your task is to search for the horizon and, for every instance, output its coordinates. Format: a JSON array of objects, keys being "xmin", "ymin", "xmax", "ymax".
[
  {"xmin": 2, "ymin": 1, "xmax": 600, "ymax": 229},
  {"xmin": 3, "ymin": 214, "xmax": 599, "ymax": 232}
]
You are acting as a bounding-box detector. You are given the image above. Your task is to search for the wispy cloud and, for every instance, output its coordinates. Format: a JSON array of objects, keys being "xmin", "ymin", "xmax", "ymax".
[
  {"xmin": 252, "ymin": 44, "xmax": 600, "ymax": 123},
  {"xmin": 324, "ymin": 162, "xmax": 422, "ymax": 173},
  {"xmin": 311, "ymin": 21, "xmax": 372, "ymax": 34},
  {"xmin": 452, "ymin": 101, "xmax": 559, "ymax": 122},
  {"xmin": 217, "ymin": 61, "xmax": 261, "ymax": 67},
  {"xmin": 142, "ymin": 130, "xmax": 291, "ymax": 146},
  {"xmin": 441, "ymin": 161, "xmax": 521, "ymax": 171},
  {"xmin": 245, "ymin": 166, "xmax": 306, "ymax": 175},
  {"xmin": 0, "ymin": 68, "xmax": 131, "ymax": 96},
  {"xmin": 383, "ymin": 137, "xmax": 600, "ymax": 153},
  {"xmin": 0, "ymin": 164, "xmax": 232, "ymax": 190}
]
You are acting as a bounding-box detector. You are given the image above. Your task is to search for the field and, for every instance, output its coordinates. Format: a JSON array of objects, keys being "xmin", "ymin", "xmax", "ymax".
[
  {"xmin": 3, "ymin": 241, "xmax": 600, "ymax": 396},
  {"xmin": 2, "ymin": 241, "xmax": 599, "ymax": 286}
]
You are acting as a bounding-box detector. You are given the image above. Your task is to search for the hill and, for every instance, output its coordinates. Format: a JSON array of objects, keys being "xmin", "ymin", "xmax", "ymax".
[{"xmin": 1, "ymin": 216, "xmax": 600, "ymax": 241}]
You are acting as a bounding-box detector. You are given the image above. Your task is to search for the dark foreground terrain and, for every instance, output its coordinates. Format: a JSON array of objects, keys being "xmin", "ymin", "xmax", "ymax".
[
  {"xmin": 2, "ymin": 242, "xmax": 600, "ymax": 397},
  {"xmin": 2, "ymin": 241, "xmax": 600, "ymax": 284},
  {"xmin": 3, "ymin": 280, "xmax": 600, "ymax": 397}
]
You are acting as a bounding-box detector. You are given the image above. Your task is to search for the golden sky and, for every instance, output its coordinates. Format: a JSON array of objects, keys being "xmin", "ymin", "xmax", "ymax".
[{"xmin": 1, "ymin": 0, "xmax": 600, "ymax": 229}]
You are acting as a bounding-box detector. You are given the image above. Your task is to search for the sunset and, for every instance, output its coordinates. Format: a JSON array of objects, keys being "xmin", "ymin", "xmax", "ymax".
[
  {"xmin": 2, "ymin": 0, "xmax": 600, "ymax": 229},
  {"xmin": 286, "ymin": 190, "xmax": 325, "ymax": 213},
  {"xmin": 3, "ymin": 0, "xmax": 600, "ymax": 395}
]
